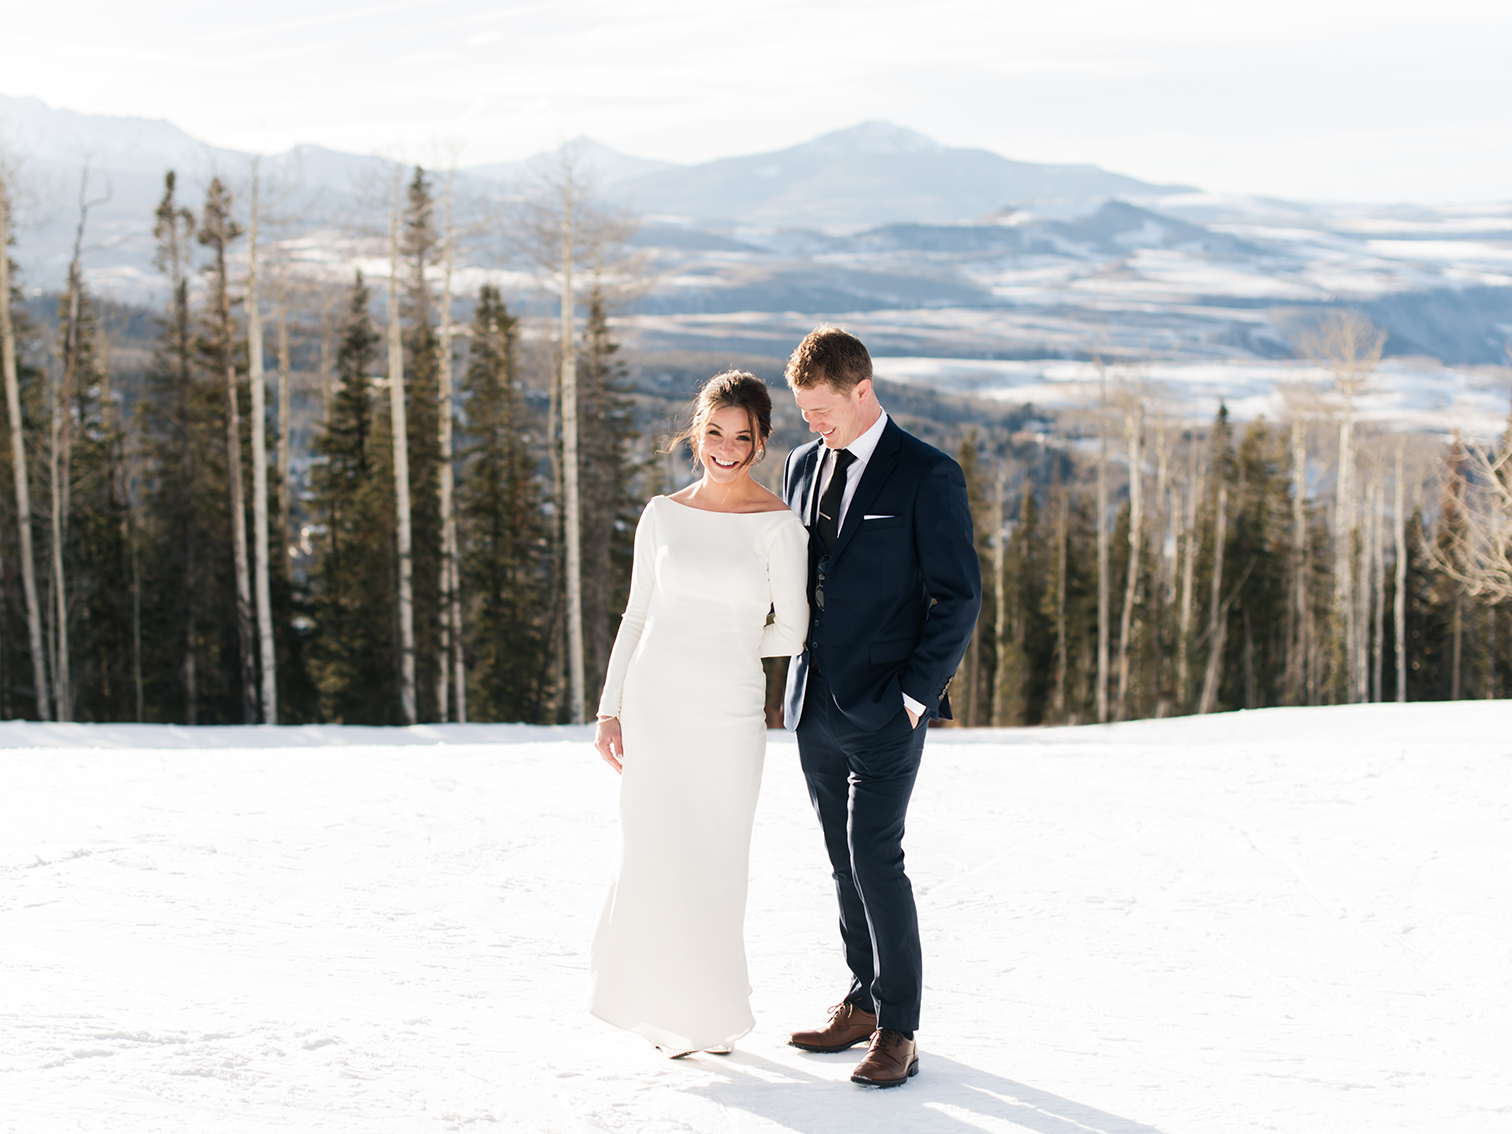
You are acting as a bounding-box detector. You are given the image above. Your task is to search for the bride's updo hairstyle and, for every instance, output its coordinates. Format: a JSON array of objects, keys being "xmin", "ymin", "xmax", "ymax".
[{"xmin": 667, "ymin": 370, "xmax": 774, "ymax": 472}]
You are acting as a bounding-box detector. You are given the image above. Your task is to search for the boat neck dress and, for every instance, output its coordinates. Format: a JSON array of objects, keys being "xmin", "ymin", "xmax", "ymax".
[{"xmin": 588, "ymin": 494, "xmax": 810, "ymax": 1052}]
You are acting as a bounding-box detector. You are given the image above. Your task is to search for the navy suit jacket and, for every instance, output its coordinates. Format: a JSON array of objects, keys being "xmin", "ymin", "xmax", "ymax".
[{"xmin": 782, "ymin": 418, "xmax": 982, "ymax": 733}]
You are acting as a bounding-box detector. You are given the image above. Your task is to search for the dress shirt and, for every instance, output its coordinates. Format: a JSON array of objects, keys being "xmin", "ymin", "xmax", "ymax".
[
  {"xmin": 813, "ymin": 411, "xmax": 889, "ymax": 530},
  {"xmin": 812, "ymin": 412, "xmax": 926, "ymax": 722}
]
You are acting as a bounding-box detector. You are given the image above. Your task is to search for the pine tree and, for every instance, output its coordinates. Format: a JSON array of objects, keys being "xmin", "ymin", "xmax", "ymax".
[
  {"xmin": 459, "ymin": 284, "xmax": 543, "ymax": 721},
  {"xmin": 956, "ymin": 434, "xmax": 995, "ymax": 725},
  {"xmin": 576, "ymin": 289, "xmax": 641, "ymax": 706},
  {"xmin": 137, "ymin": 172, "xmax": 218, "ymax": 722},
  {"xmin": 0, "ymin": 196, "xmax": 50, "ymax": 719},
  {"xmin": 307, "ymin": 273, "xmax": 399, "ymax": 723},
  {"xmin": 59, "ymin": 295, "xmax": 133, "ymax": 720}
]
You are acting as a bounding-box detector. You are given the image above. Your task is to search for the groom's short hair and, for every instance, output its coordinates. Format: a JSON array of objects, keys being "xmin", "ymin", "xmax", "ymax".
[{"xmin": 785, "ymin": 325, "xmax": 872, "ymax": 394}]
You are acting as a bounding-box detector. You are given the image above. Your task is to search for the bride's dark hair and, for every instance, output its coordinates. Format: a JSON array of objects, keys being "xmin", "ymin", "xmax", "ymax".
[{"xmin": 665, "ymin": 370, "xmax": 773, "ymax": 471}]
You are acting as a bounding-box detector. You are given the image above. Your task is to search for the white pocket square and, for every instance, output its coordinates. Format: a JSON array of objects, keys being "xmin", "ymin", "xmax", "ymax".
[{"xmin": 863, "ymin": 514, "xmax": 895, "ymax": 520}]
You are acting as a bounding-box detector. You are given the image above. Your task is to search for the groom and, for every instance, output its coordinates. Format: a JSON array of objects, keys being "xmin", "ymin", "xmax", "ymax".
[{"xmin": 780, "ymin": 326, "xmax": 981, "ymax": 1088}]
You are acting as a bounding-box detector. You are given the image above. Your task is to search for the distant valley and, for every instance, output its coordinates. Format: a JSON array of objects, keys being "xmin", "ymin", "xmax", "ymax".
[{"xmin": 3, "ymin": 94, "xmax": 1510, "ymax": 430}]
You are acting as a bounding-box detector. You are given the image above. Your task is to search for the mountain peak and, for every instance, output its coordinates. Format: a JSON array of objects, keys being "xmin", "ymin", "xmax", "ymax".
[{"xmin": 804, "ymin": 121, "xmax": 944, "ymax": 156}]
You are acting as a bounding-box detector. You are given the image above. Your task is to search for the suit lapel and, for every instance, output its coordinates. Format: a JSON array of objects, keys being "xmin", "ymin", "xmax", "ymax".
[
  {"xmin": 794, "ymin": 443, "xmax": 823, "ymax": 529},
  {"xmin": 828, "ymin": 420, "xmax": 901, "ymax": 565}
]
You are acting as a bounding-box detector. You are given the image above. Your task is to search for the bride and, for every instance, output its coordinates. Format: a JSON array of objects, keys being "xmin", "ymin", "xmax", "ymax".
[{"xmin": 589, "ymin": 370, "xmax": 809, "ymax": 1056}]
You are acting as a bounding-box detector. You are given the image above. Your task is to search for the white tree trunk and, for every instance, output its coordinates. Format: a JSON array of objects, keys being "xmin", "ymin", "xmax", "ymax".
[
  {"xmin": 1371, "ymin": 479, "xmax": 1385, "ymax": 702},
  {"xmin": 1289, "ymin": 415, "xmax": 1309, "ymax": 702},
  {"xmin": 1335, "ymin": 384, "xmax": 1356, "ymax": 701},
  {"xmin": 1394, "ymin": 438, "xmax": 1407, "ymax": 703},
  {"xmin": 1176, "ymin": 439, "xmax": 1202, "ymax": 710},
  {"xmin": 1115, "ymin": 399, "xmax": 1143, "ymax": 719},
  {"xmin": 435, "ymin": 169, "xmax": 465, "ymax": 723},
  {"xmin": 220, "ymin": 265, "xmax": 256, "ymax": 725},
  {"xmin": 0, "ymin": 169, "xmax": 49, "ymax": 719},
  {"xmin": 1199, "ymin": 480, "xmax": 1229, "ymax": 714},
  {"xmin": 561, "ymin": 185, "xmax": 586, "ymax": 725},
  {"xmin": 388, "ymin": 184, "xmax": 417, "ymax": 725},
  {"xmin": 1094, "ymin": 360, "xmax": 1109, "ymax": 724},
  {"xmin": 276, "ymin": 291, "xmax": 292, "ymax": 575},
  {"xmin": 247, "ymin": 168, "xmax": 277, "ymax": 724}
]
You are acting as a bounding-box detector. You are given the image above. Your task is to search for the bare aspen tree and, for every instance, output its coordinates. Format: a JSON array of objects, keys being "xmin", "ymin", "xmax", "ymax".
[
  {"xmin": 50, "ymin": 168, "xmax": 107, "ymax": 719},
  {"xmin": 1052, "ymin": 469, "xmax": 1068, "ymax": 719},
  {"xmin": 1198, "ymin": 479, "xmax": 1229, "ymax": 714},
  {"xmin": 1115, "ymin": 394, "xmax": 1144, "ymax": 719},
  {"xmin": 1371, "ymin": 477, "xmax": 1385, "ymax": 702},
  {"xmin": 1426, "ymin": 396, "xmax": 1512, "ymax": 610},
  {"xmin": 991, "ymin": 467, "xmax": 1008, "ymax": 726},
  {"xmin": 1095, "ymin": 356, "xmax": 1110, "ymax": 723},
  {"xmin": 1280, "ymin": 387, "xmax": 1313, "ymax": 704},
  {"xmin": 434, "ymin": 165, "xmax": 465, "ymax": 722},
  {"xmin": 559, "ymin": 176, "xmax": 586, "ymax": 724},
  {"xmin": 1394, "ymin": 437, "xmax": 1407, "ymax": 702},
  {"xmin": 0, "ymin": 153, "xmax": 49, "ymax": 719},
  {"xmin": 387, "ymin": 171, "xmax": 418, "ymax": 725},
  {"xmin": 246, "ymin": 163, "xmax": 277, "ymax": 723},
  {"xmin": 319, "ymin": 287, "xmax": 337, "ymax": 421},
  {"xmin": 274, "ymin": 283, "xmax": 293, "ymax": 571},
  {"xmin": 200, "ymin": 178, "xmax": 257, "ymax": 723},
  {"xmin": 1176, "ymin": 436, "xmax": 1203, "ymax": 709},
  {"xmin": 1299, "ymin": 312, "xmax": 1384, "ymax": 703}
]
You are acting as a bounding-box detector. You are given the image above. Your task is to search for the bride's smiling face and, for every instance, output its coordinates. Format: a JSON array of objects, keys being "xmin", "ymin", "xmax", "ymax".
[{"xmin": 698, "ymin": 405, "xmax": 759, "ymax": 484}]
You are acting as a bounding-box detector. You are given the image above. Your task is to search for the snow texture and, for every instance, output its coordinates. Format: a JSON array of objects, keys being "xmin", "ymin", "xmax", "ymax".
[{"xmin": 4, "ymin": 703, "xmax": 1510, "ymax": 1133}]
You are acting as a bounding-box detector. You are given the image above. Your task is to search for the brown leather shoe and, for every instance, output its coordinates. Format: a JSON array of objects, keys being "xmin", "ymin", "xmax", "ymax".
[
  {"xmin": 850, "ymin": 1028, "xmax": 919, "ymax": 1087},
  {"xmin": 788, "ymin": 1001, "xmax": 878, "ymax": 1053}
]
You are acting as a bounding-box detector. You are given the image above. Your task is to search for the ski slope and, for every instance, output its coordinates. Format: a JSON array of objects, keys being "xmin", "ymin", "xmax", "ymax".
[{"xmin": 3, "ymin": 703, "xmax": 1510, "ymax": 1133}]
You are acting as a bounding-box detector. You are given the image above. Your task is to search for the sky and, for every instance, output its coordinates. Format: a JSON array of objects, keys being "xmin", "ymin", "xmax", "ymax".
[{"xmin": 3, "ymin": 0, "xmax": 1511, "ymax": 202}]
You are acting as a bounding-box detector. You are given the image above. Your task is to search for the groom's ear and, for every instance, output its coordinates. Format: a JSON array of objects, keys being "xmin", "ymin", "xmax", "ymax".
[{"xmin": 853, "ymin": 377, "xmax": 874, "ymax": 404}]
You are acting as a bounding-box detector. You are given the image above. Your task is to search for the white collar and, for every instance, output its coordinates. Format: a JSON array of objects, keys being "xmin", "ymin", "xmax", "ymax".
[{"xmin": 829, "ymin": 410, "xmax": 888, "ymax": 466}]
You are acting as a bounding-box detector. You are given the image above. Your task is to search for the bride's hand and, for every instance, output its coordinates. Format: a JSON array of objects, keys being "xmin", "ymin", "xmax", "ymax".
[{"xmin": 594, "ymin": 717, "xmax": 624, "ymax": 774}]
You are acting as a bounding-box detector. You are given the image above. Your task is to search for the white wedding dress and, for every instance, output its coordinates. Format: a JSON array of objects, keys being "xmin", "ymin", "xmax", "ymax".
[{"xmin": 588, "ymin": 494, "xmax": 810, "ymax": 1051}]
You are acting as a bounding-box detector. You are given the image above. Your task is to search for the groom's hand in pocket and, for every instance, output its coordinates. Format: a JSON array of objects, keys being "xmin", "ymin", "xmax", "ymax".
[
  {"xmin": 595, "ymin": 717, "xmax": 624, "ymax": 774},
  {"xmin": 905, "ymin": 705, "xmax": 922, "ymax": 729}
]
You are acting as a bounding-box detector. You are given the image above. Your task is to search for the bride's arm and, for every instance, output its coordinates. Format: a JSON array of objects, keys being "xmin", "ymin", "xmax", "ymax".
[
  {"xmin": 596, "ymin": 501, "xmax": 659, "ymax": 719},
  {"xmin": 760, "ymin": 516, "xmax": 811, "ymax": 658}
]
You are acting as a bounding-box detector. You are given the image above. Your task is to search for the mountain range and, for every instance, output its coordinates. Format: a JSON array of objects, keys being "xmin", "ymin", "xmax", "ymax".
[{"xmin": 3, "ymin": 93, "xmax": 1511, "ymax": 374}]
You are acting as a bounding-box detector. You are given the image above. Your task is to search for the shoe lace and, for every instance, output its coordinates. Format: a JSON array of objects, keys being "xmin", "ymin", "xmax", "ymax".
[{"xmin": 870, "ymin": 1028, "xmax": 907, "ymax": 1054}]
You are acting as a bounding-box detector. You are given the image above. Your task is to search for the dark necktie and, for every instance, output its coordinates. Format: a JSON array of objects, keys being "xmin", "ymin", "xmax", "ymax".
[{"xmin": 816, "ymin": 448, "xmax": 856, "ymax": 551}]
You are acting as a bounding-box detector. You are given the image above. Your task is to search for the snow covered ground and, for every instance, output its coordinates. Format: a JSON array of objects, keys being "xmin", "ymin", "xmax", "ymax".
[{"xmin": 4, "ymin": 703, "xmax": 1510, "ymax": 1133}]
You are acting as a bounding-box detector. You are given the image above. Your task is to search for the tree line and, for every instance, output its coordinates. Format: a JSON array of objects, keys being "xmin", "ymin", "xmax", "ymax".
[
  {"xmin": 3, "ymin": 151, "xmax": 1510, "ymax": 727},
  {"xmin": 0, "ymin": 155, "xmax": 642, "ymax": 724},
  {"xmin": 949, "ymin": 319, "xmax": 1512, "ymax": 726}
]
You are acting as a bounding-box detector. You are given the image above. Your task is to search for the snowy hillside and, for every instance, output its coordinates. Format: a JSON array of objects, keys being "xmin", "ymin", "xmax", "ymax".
[{"xmin": 4, "ymin": 702, "xmax": 1509, "ymax": 1133}]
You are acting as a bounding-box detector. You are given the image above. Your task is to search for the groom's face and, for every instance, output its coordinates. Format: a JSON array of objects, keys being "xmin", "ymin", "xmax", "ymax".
[{"xmin": 794, "ymin": 377, "xmax": 875, "ymax": 450}]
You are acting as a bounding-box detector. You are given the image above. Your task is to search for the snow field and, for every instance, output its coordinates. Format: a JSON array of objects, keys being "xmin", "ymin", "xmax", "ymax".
[{"xmin": 3, "ymin": 703, "xmax": 1510, "ymax": 1133}]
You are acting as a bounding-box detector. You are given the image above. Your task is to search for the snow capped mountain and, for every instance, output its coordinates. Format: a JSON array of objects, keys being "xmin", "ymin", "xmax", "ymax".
[
  {"xmin": 5, "ymin": 94, "xmax": 1511, "ymax": 394},
  {"xmin": 611, "ymin": 121, "xmax": 1194, "ymax": 229}
]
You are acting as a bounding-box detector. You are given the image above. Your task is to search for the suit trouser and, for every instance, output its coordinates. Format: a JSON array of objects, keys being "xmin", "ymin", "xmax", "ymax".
[{"xmin": 796, "ymin": 665, "xmax": 927, "ymax": 1033}]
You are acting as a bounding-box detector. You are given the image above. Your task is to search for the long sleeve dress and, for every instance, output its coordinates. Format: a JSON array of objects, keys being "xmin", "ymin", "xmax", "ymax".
[{"xmin": 588, "ymin": 494, "xmax": 810, "ymax": 1051}]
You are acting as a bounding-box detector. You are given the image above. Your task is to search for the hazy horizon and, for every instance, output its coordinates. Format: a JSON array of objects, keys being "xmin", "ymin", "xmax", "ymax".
[{"xmin": 3, "ymin": 0, "xmax": 1510, "ymax": 205}]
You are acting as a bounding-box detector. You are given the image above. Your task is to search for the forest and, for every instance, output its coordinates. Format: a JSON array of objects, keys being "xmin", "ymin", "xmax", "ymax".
[{"xmin": 1, "ymin": 155, "xmax": 1510, "ymax": 727}]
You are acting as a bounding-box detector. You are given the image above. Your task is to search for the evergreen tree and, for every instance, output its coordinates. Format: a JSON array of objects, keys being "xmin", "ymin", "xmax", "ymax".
[
  {"xmin": 0, "ymin": 220, "xmax": 50, "ymax": 719},
  {"xmin": 307, "ymin": 274, "xmax": 400, "ymax": 723},
  {"xmin": 136, "ymin": 172, "xmax": 223, "ymax": 722},
  {"xmin": 956, "ymin": 435, "xmax": 995, "ymax": 725},
  {"xmin": 576, "ymin": 288, "xmax": 641, "ymax": 706},
  {"xmin": 459, "ymin": 285, "xmax": 543, "ymax": 721}
]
